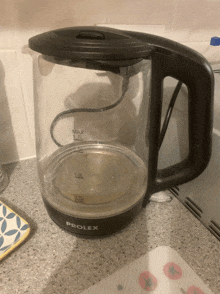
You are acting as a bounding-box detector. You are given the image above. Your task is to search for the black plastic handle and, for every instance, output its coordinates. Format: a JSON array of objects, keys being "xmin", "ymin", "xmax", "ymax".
[{"xmin": 125, "ymin": 31, "xmax": 214, "ymax": 205}]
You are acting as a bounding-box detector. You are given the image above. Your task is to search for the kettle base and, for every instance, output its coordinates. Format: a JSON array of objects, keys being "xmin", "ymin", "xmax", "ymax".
[{"xmin": 43, "ymin": 198, "xmax": 144, "ymax": 238}]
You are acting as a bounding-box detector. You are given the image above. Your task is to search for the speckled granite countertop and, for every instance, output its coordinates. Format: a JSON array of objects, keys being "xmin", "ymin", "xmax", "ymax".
[{"xmin": 0, "ymin": 158, "xmax": 219, "ymax": 294}]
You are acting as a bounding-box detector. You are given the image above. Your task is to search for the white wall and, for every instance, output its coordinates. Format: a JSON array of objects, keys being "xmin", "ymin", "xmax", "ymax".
[
  {"xmin": 1, "ymin": 0, "xmax": 220, "ymax": 163},
  {"xmin": 2, "ymin": 0, "xmax": 220, "ymax": 31}
]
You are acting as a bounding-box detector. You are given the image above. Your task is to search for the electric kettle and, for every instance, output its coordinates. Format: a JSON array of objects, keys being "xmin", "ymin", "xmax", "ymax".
[{"xmin": 29, "ymin": 27, "xmax": 214, "ymax": 237}]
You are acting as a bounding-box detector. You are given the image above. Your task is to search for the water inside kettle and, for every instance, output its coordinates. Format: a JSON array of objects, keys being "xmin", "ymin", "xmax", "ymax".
[{"xmin": 41, "ymin": 142, "xmax": 148, "ymax": 218}]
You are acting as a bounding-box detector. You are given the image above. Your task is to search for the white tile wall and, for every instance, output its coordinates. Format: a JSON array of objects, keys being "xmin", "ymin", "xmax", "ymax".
[
  {"xmin": 0, "ymin": 50, "xmax": 33, "ymax": 163},
  {"xmin": 0, "ymin": 29, "xmax": 44, "ymax": 163}
]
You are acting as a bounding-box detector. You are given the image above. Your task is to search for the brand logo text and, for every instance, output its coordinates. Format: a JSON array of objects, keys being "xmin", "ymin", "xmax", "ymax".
[{"xmin": 66, "ymin": 221, "xmax": 98, "ymax": 230}]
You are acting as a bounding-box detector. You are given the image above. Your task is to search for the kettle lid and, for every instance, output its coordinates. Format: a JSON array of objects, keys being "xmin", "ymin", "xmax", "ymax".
[{"xmin": 28, "ymin": 26, "xmax": 154, "ymax": 61}]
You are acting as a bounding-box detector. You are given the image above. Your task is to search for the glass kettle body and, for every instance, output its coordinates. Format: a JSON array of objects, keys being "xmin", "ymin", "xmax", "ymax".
[{"xmin": 29, "ymin": 27, "xmax": 214, "ymax": 237}]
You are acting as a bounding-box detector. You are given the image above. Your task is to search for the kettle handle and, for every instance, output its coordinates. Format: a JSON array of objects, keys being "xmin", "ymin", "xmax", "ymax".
[{"xmin": 125, "ymin": 31, "xmax": 214, "ymax": 205}]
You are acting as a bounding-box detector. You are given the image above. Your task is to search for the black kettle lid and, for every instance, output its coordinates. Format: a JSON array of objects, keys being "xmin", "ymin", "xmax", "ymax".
[{"xmin": 28, "ymin": 26, "xmax": 154, "ymax": 62}]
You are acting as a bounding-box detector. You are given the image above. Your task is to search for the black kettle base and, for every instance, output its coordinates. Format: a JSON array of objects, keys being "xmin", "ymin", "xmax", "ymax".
[{"xmin": 43, "ymin": 198, "xmax": 144, "ymax": 238}]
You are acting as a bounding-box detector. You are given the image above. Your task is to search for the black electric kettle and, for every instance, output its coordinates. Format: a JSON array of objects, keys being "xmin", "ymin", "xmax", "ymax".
[{"xmin": 29, "ymin": 27, "xmax": 214, "ymax": 237}]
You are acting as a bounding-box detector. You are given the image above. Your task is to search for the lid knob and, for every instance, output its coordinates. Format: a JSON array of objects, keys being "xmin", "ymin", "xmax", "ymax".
[{"xmin": 76, "ymin": 30, "xmax": 105, "ymax": 40}]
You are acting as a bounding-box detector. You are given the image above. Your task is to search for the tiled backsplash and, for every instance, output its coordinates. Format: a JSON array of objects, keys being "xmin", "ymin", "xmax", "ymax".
[
  {"xmin": 0, "ymin": 29, "xmax": 46, "ymax": 163},
  {"xmin": 0, "ymin": 26, "xmax": 220, "ymax": 163}
]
